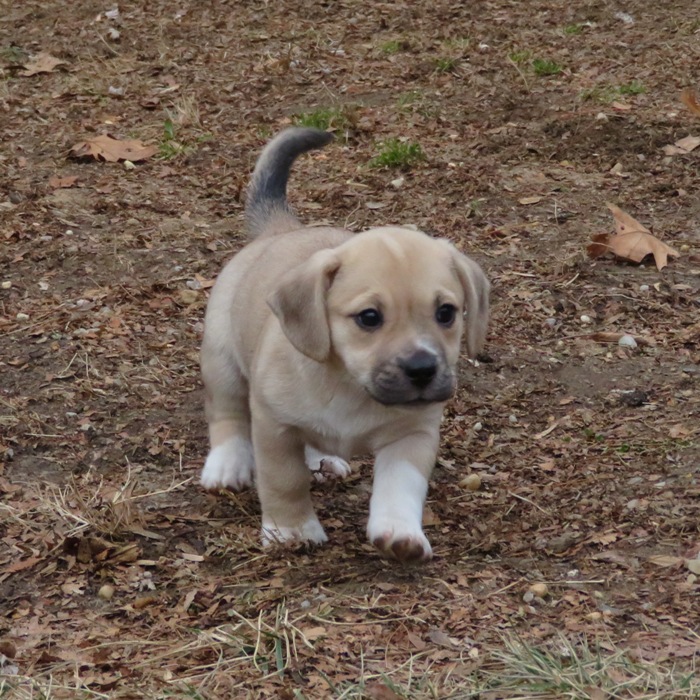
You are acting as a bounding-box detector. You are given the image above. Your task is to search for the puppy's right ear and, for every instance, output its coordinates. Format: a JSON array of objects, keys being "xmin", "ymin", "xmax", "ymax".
[{"xmin": 267, "ymin": 249, "xmax": 341, "ymax": 362}]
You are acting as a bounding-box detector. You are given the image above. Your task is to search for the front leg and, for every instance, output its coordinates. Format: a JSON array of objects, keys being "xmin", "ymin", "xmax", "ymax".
[
  {"xmin": 367, "ymin": 431, "xmax": 439, "ymax": 563},
  {"xmin": 251, "ymin": 405, "xmax": 327, "ymax": 547}
]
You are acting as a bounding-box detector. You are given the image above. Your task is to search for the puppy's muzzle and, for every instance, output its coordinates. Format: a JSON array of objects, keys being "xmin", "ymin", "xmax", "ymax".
[{"xmin": 369, "ymin": 349, "xmax": 454, "ymax": 405}]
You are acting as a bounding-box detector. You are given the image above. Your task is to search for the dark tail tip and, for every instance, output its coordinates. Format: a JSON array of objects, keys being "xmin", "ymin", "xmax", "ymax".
[{"xmin": 246, "ymin": 128, "xmax": 334, "ymax": 237}]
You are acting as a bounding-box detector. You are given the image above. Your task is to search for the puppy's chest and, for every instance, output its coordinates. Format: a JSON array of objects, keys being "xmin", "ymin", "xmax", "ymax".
[{"xmin": 298, "ymin": 403, "xmax": 385, "ymax": 457}]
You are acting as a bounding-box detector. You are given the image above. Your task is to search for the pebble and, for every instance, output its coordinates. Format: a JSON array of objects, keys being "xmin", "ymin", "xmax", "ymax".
[
  {"xmin": 545, "ymin": 317, "xmax": 557, "ymax": 327},
  {"xmin": 528, "ymin": 582, "xmax": 549, "ymax": 597},
  {"xmin": 618, "ymin": 334, "xmax": 637, "ymax": 349},
  {"xmin": 508, "ymin": 414, "xmax": 518, "ymax": 424},
  {"xmin": 1, "ymin": 280, "xmax": 11, "ymax": 289},
  {"xmin": 16, "ymin": 312, "xmax": 29, "ymax": 321},
  {"xmin": 580, "ymin": 314, "xmax": 592, "ymax": 324},
  {"xmin": 473, "ymin": 422, "xmax": 483, "ymax": 432},
  {"xmin": 639, "ymin": 284, "xmax": 649, "ymax": 292},
  {"xmin": 459, "ymin": 473, "xmax": 481, "ymax": 491},
  {"xmin": 98, "ymin": 584, "xmax": 115, "ymax": 601}
]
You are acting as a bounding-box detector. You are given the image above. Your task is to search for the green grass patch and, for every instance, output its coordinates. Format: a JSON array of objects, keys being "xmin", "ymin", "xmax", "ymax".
[
  {"xmin": 532, "ymin": 57, "xmax": 563, "ymax": 76},
  {"xmin": 292, "ymin": 106, "xmax": 352, "ymax": 132},
  {"xmin": 370, "ymin": 138, "xmax": 424, "ymax": 169},
  {"xmin": 617, "ymin": 79, "xmax": 646, "ymax": 95},
  {"xmin": 508, "ymin": 49, "xmax": 532, "ymax": 65},
  {"xmin": 564, "ymin": 23, "xmax": 584, "ymax": 35},
  {"xmin": 581, "ymin": 81, "xmax": 646, "ymax": 103},
  {"xmin": 434, "ymin": 56, "xmax": 458, "ymax": 73},
  {"xmin": 380, "ymin": 39, "xmax": 404, "ymax": 55}
]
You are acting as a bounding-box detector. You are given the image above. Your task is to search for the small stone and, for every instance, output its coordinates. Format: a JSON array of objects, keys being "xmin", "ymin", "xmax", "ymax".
[
  {"xmin": 98, "ymin": 584, "xmax": 115, "ymax": 601},
  {"xmin": 473, "ymin": 422, "xmax": 483, "ymax": 432},
  {"xmin": 124, "ymin": 160, "xmax": 135, "ymax": 170},
  {"xmin": 618, "ymin": 334, "xmax": 637, "ymax": 349},
  {"xmin": 639, "ymin": 284, "xmax": 649, "ymax": 292},
  {"xmin": 508, "ymin": 414, "xmax": 518, "ymax": 424},
  {"xmin": 522, "ymin": 590, "xmax": 535, "ymax": 603},
  {"xmin": 545, "ymin": 317, "xmax": 557, "ymax": 327},
  {"xmin": 1, "ymin": 281, "xmax": 11, "ymax": 289},
  {"xmin": 390, "ymin": 177, "xmax": 405, "ymax": 189},
  {"xmin": 580, "ymin": 314, "xmax": 592, "ymax": 324},
  {"xmin": 586, "ymin": 611, "xmax": 603, "ymax": 621},
  {"xmin": 529, "ymin": 582, "xmax": 549, "ymax": 597},
  {"xmin": 459, "ymin": 473, "xmax": 481, "ymax": 491},
  {"xmin": 16, "ymin": 312, "xmax": 29, "ymax": 321}
]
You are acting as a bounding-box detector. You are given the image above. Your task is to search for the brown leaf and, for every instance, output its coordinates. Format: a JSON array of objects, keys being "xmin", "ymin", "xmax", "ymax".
[
  {"xmin": 607, "ymin": 203, "xmax": 650, "ymax": 236},
  {"xmin": 647, "ymin": 554, "xmax": 682, "ymax": 568},
  {"xmin": 70, "ymin": 135, "xmax": 157, "ymax": 163},
  {"xmin": 365, "ymin": 682, "xmax": 403, "ymax": 700},
  {"xmin": 681, "ymin": 88, "xmax": 700, "ymax": 117},
  {"xmin": 49, "ymin": 174, "xmax": 78, "ymax": 189},
  {"xmin": 21, "ymin": 52, "xmax": 66, "ymax": 76},
  {"xmin": 587, "ymin": 204, "xmax": 680, "ymax": 271},
  {"xmin": 662, "ymin": 135, "xmax": 700, "ymax": 156}
]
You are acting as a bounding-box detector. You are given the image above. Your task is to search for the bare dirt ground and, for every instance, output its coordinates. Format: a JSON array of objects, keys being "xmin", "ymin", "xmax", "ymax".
[{"xmin": 1, "ymin": 1, "xmax": 699, "ymax": 698}]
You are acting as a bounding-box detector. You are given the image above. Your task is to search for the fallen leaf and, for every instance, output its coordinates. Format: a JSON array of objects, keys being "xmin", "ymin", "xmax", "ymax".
[
  {"xmin": 647, "ymin": 554, "xmax": 682, "ymax": 568},
  {"xmin": 21, "ymin": 52, "xmax": 66, "ymax": 76},
  {"xmin": 366, "ymin": 683, "xmax": 402, "ymax": 700},
  {"xmin": 681, "ymin": 88, "xmax": 700, "ymax": 117},
  {"xmin": 48, "ymin": 175, "xmax": 78, "ymax": 189},
  {"xmin": 587, "ymin": 204, "xmax": 680, "ymax": 271},
  {"xmin": 518, "ymin": 196, "xmax": 542, "ymax": 205},
  {"xmin": 611, "ymin": 101, "xmax": 632, "ymax": 111},
  {"xmin": 662, "ymin": 135, "xmax": 700, "ymax": 156},
  {"xmin": 70, "ymin": 135, "xmax": 157, "ymax": 163}
]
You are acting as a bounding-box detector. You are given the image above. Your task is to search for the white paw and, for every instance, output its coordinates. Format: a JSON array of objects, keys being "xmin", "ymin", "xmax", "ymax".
[
  {"xmin": 261, "ymin": 515, "xmax": 328, "ymax": 547},
  {"xmin": 200, "ymin": 437, "xmax": 255, "ymax": 491},
  {"xmin": 366, "ymin": 515, "xmax": 432, "ymax": 563},
  {"xmin": 304, "ymin": 446, "xmax": 352, "ymax": 482}
]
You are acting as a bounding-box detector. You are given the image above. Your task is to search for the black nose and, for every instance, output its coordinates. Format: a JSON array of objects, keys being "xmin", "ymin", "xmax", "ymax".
[{"xmin": 400, "ymin": 350, "xmax": 438, "ymax": 388}]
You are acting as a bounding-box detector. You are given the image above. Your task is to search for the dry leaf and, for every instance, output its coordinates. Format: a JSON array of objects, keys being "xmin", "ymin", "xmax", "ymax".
[
  {"xmin": 611, "ymin": 101, "xmax": 632, "ymax": 111},
  {"xmin": 519, "ymin": 196, "xmax": 542, "ymax": 205},
  {"xmin": 662, "ymin": 135, "xmax": 700, "ymax": 156},
  {"xmin": 21, "ymin": 52, "xmax": 66, "ymax": 76},
  {"xmin": 366, "ymin": 683, "xmax": 402, "ymax": 700},
  {"xmin": 587, "ymin": 204, "xmax": 680, "ymax": 271},
  {"xmin": 681, "ymin": 88, "xmax": 700, "ymax": 117},
  {"xmin": 70, "ymin": 135, "xmax": 157, "ymax": 163},
  {"xmin": 48, "ymin": 175, "xmax": 78, "ymax": 189},
  {"xmin": 647, "ymin": 554, "xmax": 682, "ymax": 568}
]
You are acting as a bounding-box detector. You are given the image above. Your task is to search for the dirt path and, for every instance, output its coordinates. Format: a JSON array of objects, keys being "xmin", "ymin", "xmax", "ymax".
[{"xmin": 1, "ymin": 1, "xmax": 698, "ymax": 697}]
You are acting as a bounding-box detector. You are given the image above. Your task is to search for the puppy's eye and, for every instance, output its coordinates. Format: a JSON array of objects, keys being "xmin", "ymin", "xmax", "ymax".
[
  {"xmin": 435, "ymin": 303, "xmax": 457, "ymax": 327},
  {"xmin": 354, "ymin": 308, "xmax": 383, "ymax": 330}
]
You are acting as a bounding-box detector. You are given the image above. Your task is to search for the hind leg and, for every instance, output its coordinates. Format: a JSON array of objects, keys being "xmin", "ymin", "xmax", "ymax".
[{"xmin": 200, "ymin": 349, "xmax": 255, "ymax": 491}]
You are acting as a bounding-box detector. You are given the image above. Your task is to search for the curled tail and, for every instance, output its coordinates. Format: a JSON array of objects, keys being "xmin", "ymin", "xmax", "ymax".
[{"xmin": 246, "ymin": 127, "xmax": 334, "ymax": 238}]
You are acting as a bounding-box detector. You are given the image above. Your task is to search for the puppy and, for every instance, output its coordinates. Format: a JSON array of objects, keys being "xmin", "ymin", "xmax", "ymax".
[{"xmin": 200, "ymin": 128, "xmax": 489, "ymax": 562}]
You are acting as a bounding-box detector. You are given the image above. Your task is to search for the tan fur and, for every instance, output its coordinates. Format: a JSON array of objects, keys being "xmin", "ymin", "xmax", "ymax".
[{"xmin": 200, "ymin": 146, "xmax": 489, "ymax": 563}]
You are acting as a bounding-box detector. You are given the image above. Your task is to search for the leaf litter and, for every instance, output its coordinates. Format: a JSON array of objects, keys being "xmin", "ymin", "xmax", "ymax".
[{"xmin": 2, "ymin": 1, "xmax": 700, "ymax": 699}]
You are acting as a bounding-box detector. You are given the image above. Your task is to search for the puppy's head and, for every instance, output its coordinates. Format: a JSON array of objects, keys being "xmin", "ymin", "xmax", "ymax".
[{"xmin": 268, "ymin": 227, "xmax": 489, "ymax": 406}]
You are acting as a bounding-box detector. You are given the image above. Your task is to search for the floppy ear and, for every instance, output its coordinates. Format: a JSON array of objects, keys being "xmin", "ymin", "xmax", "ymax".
[
  {"xmin": 267, "ymin": 249, "xmax": 341, "ymax": 362},
  {"xmin": 451, "ymin": 250, "xmax": 490, "ymax": 358}
]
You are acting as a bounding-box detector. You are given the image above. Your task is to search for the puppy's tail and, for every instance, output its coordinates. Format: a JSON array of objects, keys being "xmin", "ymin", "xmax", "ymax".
[{"xmin": 246, "ymin": 127, "xmax": 333, "ymax": 238}]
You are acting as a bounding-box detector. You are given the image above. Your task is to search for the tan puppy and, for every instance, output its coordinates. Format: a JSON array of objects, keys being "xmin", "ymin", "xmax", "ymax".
[{"xmin": 200, "ymin": 128, "xmax": 489, "ymax": 562}]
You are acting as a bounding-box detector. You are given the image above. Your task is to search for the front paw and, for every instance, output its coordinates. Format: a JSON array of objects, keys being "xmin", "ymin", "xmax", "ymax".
[
  {"xmin": 201, "ymin": 437, "xmax": 255, "ymax": 491},
  {"xmin": 367, "ymin": 516, "xmax": 433, "ymax": 563},
  {"xmin": 261, "ymin": 515, "xmax": 328, "ymax": 547},
  {"xmin": 304, "ymin": 446, "xmax": 352, "ymax": 482}
]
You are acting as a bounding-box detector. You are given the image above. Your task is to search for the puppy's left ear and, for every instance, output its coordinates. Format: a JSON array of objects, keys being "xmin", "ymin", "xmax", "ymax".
[
  {"xmin": 268, "ymin": 249, "xmax": 341, "ymax": 362},
  {"xmin": 451, "ymin": 250, "xmax": 490, "ymax": 358}
]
